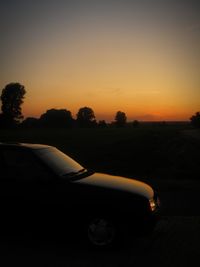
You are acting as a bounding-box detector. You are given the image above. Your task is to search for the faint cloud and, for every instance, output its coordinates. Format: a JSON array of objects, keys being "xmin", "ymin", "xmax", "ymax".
[
  {"xmin": 103, "ymin": 87, "xmax": 122, "ymax": 94},
  {"xmin": 134, "ymin": 90, "xmax": 160, "ymax": 95},
  {"xmin": 85, "ymin": 88, "xmax": 122, "ymax": 97},
  {"xmin": 135, "ymin": 114, "xmax": 157, "ymax": 121},
  {"xmin": 86, "ymin": 91, "xmax": 96, "ymax": 97}
]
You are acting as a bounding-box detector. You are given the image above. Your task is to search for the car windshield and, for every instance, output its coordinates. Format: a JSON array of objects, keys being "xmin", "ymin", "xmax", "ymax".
[{"xmin": 35, "ymin": 147, "xmax": 86, "ymax": 178}]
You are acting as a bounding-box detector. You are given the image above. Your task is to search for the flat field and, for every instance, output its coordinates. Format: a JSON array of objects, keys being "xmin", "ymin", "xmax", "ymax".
[
  {"xmin": 0, "ymin": 124, "xmax": 199, "ymax": 179},
  {"xmin": 0, "ymin": 124, "xmax": 200, "ymax": 266},
  {"xmin": 1, "ymin": 124, "xmax": 200, "ymax": 215}
]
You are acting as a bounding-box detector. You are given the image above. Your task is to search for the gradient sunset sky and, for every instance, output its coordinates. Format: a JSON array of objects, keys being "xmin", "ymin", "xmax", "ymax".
[{"xmin": 1, "ymin": 0, "xmax": 200, "ymax": 121}]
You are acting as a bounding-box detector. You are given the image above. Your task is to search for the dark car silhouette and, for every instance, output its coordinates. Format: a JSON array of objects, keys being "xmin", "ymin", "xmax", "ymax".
[{"xmin": 0, "ymin": 142, "xmax": 160, "ymax": 247}]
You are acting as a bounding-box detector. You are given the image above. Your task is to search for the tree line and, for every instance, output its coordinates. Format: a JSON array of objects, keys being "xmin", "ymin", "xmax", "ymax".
[
  {"xmin": 0, "ymin": 82, "xmax": 134, "ymax": 128},
  {"xmin": 0, "ymin": 82, "xmax": 199, "ymax": 129}
]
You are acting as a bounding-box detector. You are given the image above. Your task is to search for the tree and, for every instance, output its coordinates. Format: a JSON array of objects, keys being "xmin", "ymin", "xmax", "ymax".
[
  {"xmin": 115, "ymin": 111, "xmax": 127, "ymax": 127},
  {"xmin": 39, "ymin": 109, "xmax": 74, "ymax": 128},
  {"xmin": 190, "ymin": 112, "xmax": 200, "ymax": 128},
  {"xmin": 76, "ymin": 107, "xmax": 96, "ymax": 127},
  {"xmin": 0, "ymin": 83, "xmax": 26, "ymax": 127}
]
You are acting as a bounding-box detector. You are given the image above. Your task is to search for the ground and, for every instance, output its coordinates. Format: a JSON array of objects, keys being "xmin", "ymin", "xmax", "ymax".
[
  {"xmin": 0, "ymin": 124, "xmax": 200, "ymax": 266},
  {"xmin": 1, "ymin": 215, "xmax": 200, "ymax": 266}
]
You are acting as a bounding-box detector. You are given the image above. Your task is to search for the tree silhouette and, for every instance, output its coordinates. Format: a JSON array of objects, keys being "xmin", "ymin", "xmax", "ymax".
[
  {"xmin": 76, "ymin": 107, "xmax": 96, "ymax": 127},
  {"xmin": 115, "ymin": 111, "xmax": 127, "ymax": 127},
  {"xmin": 40, "ymin": 108, "xmax": 74, "ymax": 128},
  {"xmin": 0, "ymin": 83, "xmax": 26, "ymax": 127},
  {"xmin": 190, "ymin": 112, "xmax": 200, "ymax": 128}
]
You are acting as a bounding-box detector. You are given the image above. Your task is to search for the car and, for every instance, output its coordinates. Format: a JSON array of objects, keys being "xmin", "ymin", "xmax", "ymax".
[{"xmin": 0, "ymin": 142, "xmax": 160, "ymax": 247}]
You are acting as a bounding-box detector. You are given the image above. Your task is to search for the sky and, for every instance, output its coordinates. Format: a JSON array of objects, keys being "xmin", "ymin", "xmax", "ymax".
[{"xmin": 1, "ymin": 0, "xmax": 200, "ymax": 121}]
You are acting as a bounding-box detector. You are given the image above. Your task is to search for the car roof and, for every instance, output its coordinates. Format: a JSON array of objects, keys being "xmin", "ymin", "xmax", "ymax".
[{"xmin": 0, "ymin": 142, "xmax": 52, "ymax": 150}]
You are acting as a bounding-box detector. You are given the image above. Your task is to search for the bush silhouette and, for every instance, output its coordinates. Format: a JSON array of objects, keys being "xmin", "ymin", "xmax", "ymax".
[
  {"xmin": 21, "ymin": 117, "xmax": 40, "ymax": 128},
  {"xmin": 190, "ymin": 112, "xmax": 200, "ymax": 128},
  {"xmin": 98, "ymin": 120, "xmax": 108, "ymax": 128},
  {"xmin": 39, "ymin": 108, "xmax": 74, "ymax": 128}
]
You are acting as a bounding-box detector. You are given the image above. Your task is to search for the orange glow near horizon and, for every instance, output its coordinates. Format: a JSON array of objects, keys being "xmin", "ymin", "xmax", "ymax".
[
  {"xmin": 21, "ymin": 81, "xmax": 197, "ymax": 122},
  {"xmin": 1, "ymin": 1, "xmax": 200, "ymax": 122}
]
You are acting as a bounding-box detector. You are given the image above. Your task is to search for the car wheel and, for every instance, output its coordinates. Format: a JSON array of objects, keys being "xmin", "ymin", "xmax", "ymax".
[{"xmin": 87, "ymin": 217, "xmax": 116, "ymax": 247}]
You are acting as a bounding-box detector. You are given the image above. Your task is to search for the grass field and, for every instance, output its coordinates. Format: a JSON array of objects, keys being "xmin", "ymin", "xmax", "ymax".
[{"xmin": 0, "ymin": 123, "xmax": 199, "ymax": 181}]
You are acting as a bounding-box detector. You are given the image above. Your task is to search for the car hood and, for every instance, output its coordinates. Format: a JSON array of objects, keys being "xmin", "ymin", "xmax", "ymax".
[{"xmin": 75, "ymin": 172, "xmax": 154, "ymax": 199}]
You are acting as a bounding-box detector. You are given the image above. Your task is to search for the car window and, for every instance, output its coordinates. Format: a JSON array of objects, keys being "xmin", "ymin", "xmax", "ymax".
[
  {"xmin": 35, "ymin": 147, "xmax": 84, "ymax": 177},
  {"xmin": 2, "ymin": 149, "xmax": 52, "ymax": 182}
]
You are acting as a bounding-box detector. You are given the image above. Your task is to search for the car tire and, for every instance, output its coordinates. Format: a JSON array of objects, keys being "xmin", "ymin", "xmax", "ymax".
[{"xmin": 87, "ymin": 217, "xmax": 117, "ymax": 248}]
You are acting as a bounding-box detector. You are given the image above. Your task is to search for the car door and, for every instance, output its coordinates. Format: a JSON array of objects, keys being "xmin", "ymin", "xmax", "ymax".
[{"xmin": 0, "ymin": 147, "xmax": 58, "ymax": 234}]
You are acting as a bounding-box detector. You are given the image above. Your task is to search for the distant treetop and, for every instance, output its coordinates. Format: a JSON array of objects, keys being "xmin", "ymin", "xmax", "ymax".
[
  {"xmin": 76, "ymin": 106, "xmax": 96, "ymax": 127},
  {"xmin": 115, "ymin": 111, "xmax": 127, "ymax": 127},
  {"xmin": 39, "ymin": 108, "xmax": 74, "ymax": 127}
]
